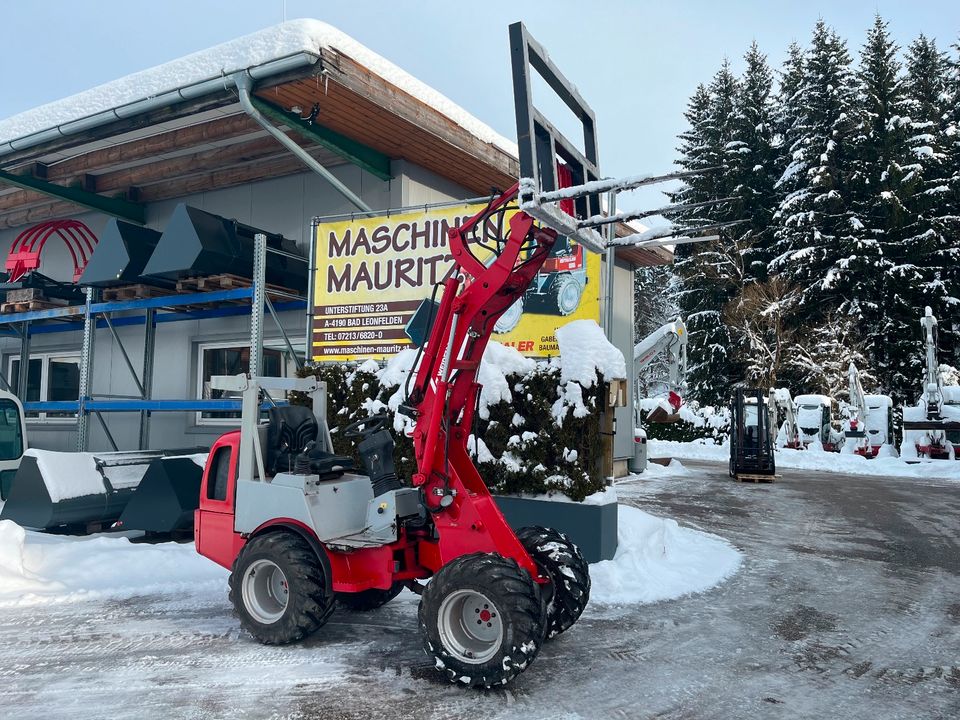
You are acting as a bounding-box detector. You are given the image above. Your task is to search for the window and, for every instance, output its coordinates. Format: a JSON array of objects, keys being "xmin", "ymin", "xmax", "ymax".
[
  {"xmin": 8, "ymin": 353, "xmax": 81, "ymax": 421},
  {"xmin": 0, "ymin": 399, "xmax": 24, "ymax": 461},
  {"xmin": 206, "ymin": 446, "xmax": 233, "ymax": 501},
  {"xmin": 196, "ymin": 342, "xmax": 295, "ymax": 424}
]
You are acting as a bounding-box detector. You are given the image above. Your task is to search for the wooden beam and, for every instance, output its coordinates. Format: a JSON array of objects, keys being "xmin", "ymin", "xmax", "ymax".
[
  {"xmin": 0, "ymin": 200, "xmax": 81, "ymax": 230},
  {"xmin": 321, "ymin": 50, "xmax": 518, "ymax": 179},
  {"xmin": 136, "ymin": 148, "xmax": 340, "ymax": 202},
  {"xmin": 0, "ymin": 94, "xmax": 235, "ymax": 167},
  {"xmin": 250, "ymin": 95, "xmax": 393, "ymax": 180},
  {"xmin": 20, "ymin": 113, "xmax": 262, "ymax": 180},
  {"xmin": 0, "ymin": 168, "xmax": 145, "ymax": 224},
  {"xmin": 88, "ymin": 134, "xmax": 315, "ymax": 193}
]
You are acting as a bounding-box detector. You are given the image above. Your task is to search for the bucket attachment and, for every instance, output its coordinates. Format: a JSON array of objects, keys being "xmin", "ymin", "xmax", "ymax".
[
  {"xmin": 117, "ymin": 456, "xmax": 204, "ymax": 533},
  {"xmin": 142, "ymin": 204, "xmax": 307, "ymax": 291},
  {"xmin": 78, "ymin": 219, "xmax": 165, "ymax": 287},
  {"xmin": 0, "ymin": 448, "xmax": 206, "ymax": 532},
  {"xmin": 0, "ymin": 455, "xmax": 136, "ymax": 530}
]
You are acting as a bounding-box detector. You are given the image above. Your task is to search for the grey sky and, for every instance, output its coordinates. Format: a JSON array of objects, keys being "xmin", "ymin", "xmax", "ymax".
[{"xmin": 2, "ymin": 1, "xmax": 958, "ymax": 217}]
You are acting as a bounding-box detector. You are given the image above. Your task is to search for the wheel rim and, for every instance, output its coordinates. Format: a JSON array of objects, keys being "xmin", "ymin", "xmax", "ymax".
[
  {"xmin": 242, "ymin": 559, "xmax": 289, "ymax": 624},
  {"xmin": 556, "ymin": 279, "xmax": 582, "ymax": 315},
  {"xmin": 437, "ymin": 589, "xmax": 503, "ymax": 664}
]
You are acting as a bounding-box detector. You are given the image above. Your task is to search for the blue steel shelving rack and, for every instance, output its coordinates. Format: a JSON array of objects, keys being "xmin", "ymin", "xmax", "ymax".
[{"xmin": 0, "ymin": 236, "xmax": 307, "ymax": 451}]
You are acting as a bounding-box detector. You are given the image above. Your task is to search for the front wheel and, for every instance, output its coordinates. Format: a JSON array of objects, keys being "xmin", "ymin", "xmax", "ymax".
[
  {"xmin": 516, "ymin": 526, "xmax": 591, "ymax": 639},
  {"xmin": 419, "ymin": 553, "xmax": 544, "ymax": 688},
  {"xmin": 229, "ymin": 532, "xmax": 335, "ymax": 644}
]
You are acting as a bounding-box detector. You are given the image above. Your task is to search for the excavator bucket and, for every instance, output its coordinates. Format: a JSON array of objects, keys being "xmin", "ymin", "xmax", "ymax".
[{"xmin": 645, "ymin": 391, "xmax": 683, "ymax": 423}]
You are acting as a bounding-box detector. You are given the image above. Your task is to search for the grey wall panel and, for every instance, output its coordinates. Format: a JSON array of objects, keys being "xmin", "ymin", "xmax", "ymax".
[{"xmin": 612, "ymin": 259, "xmax": 635, "ymax": 459}]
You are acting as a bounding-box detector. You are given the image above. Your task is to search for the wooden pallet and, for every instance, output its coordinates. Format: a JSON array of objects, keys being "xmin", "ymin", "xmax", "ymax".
[
  {"xmin": 0, "ymin": 298, "xmax": 70, "ymax": 314},
  {"xmin": 101, "ymin": 283, "xmax": 176, "ymax": 301},
  {"xmin": 735, "ymin": 473, "xmax": 776, "ymax": 483},
  {"xmin": 176, "ymin": 273, "xmax": 296, "ymax": 297}
]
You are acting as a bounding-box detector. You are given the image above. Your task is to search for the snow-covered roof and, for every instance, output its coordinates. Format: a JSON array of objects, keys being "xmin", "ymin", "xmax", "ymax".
[
  {"xmin": 864, "ymin": 394, "xmax": 892, "ymax": 407},
  {"xmin": 0, "ymin": 19, "xmax": 517, "ymax": 157}
]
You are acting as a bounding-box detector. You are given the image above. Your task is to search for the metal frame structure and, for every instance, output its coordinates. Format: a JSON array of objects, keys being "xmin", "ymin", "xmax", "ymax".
[{"xmin": 0, "ymin": 237, "xmax": 307, "ymax": 451}]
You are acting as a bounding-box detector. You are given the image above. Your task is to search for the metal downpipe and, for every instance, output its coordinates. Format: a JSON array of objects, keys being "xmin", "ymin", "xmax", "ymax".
[{"xmin": 233, "ymin": 72, "xmax": 375, "ymax": 216}]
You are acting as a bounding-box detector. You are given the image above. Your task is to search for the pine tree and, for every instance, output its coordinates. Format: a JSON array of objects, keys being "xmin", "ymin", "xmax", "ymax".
[
  {"xmin": 879, "ymin": 33, "xmax": 955, "ymax": 399},
  {"xmin": 669, "ymin": 66, "xmax": 744, "ymax": 404},
  {"xmin": 846, "ymin": 16, "xmax": 910, "ymax": 397},
  {"xmin": 732, "ymin": 42, "xmax": 780, "ymax": 280},
  {"xmin": 769, "ymin": 22, "xmax": 863, "ymax": 326}
]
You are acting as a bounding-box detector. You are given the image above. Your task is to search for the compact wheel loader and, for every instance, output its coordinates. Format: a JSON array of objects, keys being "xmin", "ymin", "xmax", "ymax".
[{"xmin": 194, "ymin": 185, "xmax": 591, "ymax": 687}]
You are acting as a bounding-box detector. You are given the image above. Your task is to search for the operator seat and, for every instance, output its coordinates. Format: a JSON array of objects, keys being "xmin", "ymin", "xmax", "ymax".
[{"xmin": 266, "ymin": 405, "xmax": 352, "ymax": 479}]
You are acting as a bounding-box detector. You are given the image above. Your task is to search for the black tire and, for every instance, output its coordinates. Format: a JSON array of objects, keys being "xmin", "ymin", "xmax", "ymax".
[
  {"xmin": 419, "ymin": 553, "xmax": 545, "ymax": 688},
  {"xmin": 337, "ymin": 582, "xmax": 404, "ymax": 611},
  {"xmin": 551, "ymin": 274, "xmax": 583, "ymax": 316},
  {"xmin": 516, "ymin": 526, "xmax": 591, "ymax": 639},
  {"xmin": 228, "ymin": 532, "xmax": 334, "ymax": 645}
]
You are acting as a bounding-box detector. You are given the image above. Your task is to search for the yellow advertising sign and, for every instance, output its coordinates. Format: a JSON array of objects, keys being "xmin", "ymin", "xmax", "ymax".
[{"xmin": 311, "ymin": 200, "xmax": 600, "ymax": 362}]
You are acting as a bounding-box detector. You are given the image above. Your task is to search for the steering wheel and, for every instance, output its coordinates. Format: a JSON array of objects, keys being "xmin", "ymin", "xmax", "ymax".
[{"xmin": 342, "ymin": 413, "xmax": 390, "ymax": 439}]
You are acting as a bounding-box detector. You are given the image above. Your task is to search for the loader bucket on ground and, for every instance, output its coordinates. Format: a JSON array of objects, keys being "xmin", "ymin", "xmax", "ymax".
[
  {"xmin": 0, "ymin": 448, "xmax": 207, "ymax": 533},
  {"xmin": 117, "ymin": 457, "xmax": 204, "ymax": 533},
  {"xmin": 0, "ymin": 455, "xmax": 134, "ymax": 530}
]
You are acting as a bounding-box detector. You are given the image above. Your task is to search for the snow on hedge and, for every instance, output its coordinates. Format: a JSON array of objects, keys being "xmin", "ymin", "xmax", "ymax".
[
  {"xmin": 589, "ymin": 505, "xmax": 741, "ymax": 606},
  {"xmin": 555, "ymin": 319, "xmax": 626, "ymax": 387},
  {"xmin": 0, "ymin": 19, "xmax": 516, "ymax": 155}
]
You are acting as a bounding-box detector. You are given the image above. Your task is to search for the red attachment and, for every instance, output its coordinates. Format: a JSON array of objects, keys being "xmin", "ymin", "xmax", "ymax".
[
  {"xmin": 407, "ymin": 183, "xmax": 558, "ymax": 580},
  {"xmin": 556, "ymin": 162, "xmax": 575, "ymax": 217},
  {"xmin": 5, "ymin": 219, "xmax": 98, "ymax": 282},
  {"xmin": 667, "ymin": 390, "xmax": 682, "ymax": 412}
]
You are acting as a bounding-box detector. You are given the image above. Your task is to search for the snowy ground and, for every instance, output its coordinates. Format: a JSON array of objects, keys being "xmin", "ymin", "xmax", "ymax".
[
  {"xmin": 650, "ymin": 437, "xmax": 960, "ymax": 480},
  {"xmin": 1, "ymin": 458, "xmax": 958, "ymax": 718}
]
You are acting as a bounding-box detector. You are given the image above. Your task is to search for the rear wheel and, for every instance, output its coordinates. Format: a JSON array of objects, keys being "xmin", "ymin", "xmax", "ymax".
[
  {"xmin": 229, "ymin": 532, "xmax": 334, "ymax": 644},
  {"xmin": 337, "ymin": 582, "xmax": 404, "ymax": 611},
  {"xmin": 516, "ymin": 526, "xmax": 591, "ymax": 639},
  {"xmin": 419, "ymin": 553, "xmax": 544, "ymax": 688}
]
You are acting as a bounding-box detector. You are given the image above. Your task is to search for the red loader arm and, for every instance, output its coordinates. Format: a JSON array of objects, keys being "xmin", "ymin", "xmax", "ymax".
[{"xmin": 406, "ymin": 183, "xmax": 558, "ymax": 576}]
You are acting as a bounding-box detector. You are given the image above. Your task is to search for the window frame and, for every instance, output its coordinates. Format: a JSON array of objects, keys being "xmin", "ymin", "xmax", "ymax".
[
  {"xmin": 194, "ymin": 340, "xmax": 301, "ymax": 426},
  {"xmin": 7, "ymin": 351, "xmax": 82, "ymax": 424}
]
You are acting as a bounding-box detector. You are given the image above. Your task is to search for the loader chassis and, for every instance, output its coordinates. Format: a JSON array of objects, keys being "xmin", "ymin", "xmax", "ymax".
[{"xmin": 195, "ymin": 185, "xmax": 592, "ymax": 687}]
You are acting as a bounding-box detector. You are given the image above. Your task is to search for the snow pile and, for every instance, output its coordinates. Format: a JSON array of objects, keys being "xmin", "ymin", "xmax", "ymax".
[
  {"xmin": 0, "ymin": 20, "xmax": 517, "ymax": 156},
  {"xmin": 0, "ymin": 521, "xmax": 59, "ymax": 596},
  {"xmin": 555, "ymin": 320, "xmax": 626, "ymax": 387},
  {"xmin": 0, "ymin": 520, "xmax": 226, "ymax": 607},
  {"xmin": 590, "ymin": 505, "xmax": 742, "ymax": 605}
]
